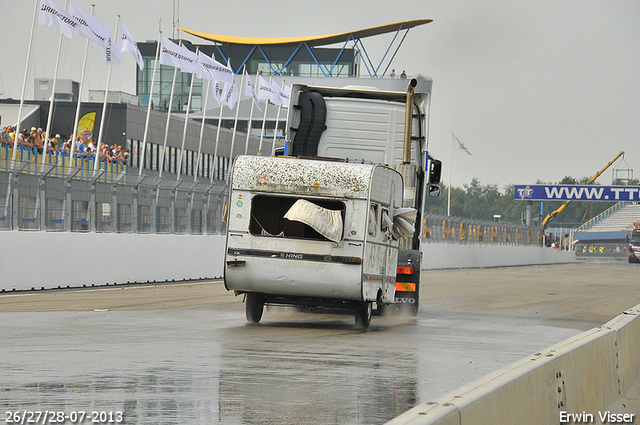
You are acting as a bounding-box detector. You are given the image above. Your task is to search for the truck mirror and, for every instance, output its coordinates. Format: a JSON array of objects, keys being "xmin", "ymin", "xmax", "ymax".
[
  {"xmin": 428, "ymin": 184, "xmax": 441, "ymax": 197},
  {"xmin": 429, "ymin": 159, "xmax": 442, "ymax": 184}
]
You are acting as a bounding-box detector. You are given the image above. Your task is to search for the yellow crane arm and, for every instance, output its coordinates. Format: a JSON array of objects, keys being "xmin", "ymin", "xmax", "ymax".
[{"xmin": 542, "ymin": 151, "xmax": 625, "ymax": 227}]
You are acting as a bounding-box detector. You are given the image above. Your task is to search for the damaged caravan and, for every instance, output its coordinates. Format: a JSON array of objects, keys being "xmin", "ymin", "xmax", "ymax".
[{"xmin": 224, "ymin": 155, "xmax": 414, "ymax": 327}]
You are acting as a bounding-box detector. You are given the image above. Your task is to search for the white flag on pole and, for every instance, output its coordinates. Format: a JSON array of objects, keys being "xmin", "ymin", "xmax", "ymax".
[
  {"xmin": 160, "ymin": 36, "xmax": 202, "ymax": 75},
  {"xmin": 178, "ymin": 44, "xmax": 206, "ymax": 76},
  {"xmin": 272, "ymin": 82, "xmax": 291, "ymax": 107},
  {"xmin": 221, "ymin": 80, "xmax": 239, "ymax": 110},
  {"xmin": 244, "ymin": 72, "xmax": 261, "ymax": 111},
  {"xmin": 67, "ymin": 2, "xmax": 111, "ymax": 47},
  {"xmin": 257, "ymin": 75, "xmax": 283, "ymax": 106},
  {"xmin": 197, "ymin": 52, "xmax": 234, "ymax": 85},
  {"xmin": 103, "ymin": 36, "xmax": 122, "ymax": 66},
  {"xmin": 211, "ymin": 80, "xmax": 222, "ymax": 103},
  {"xmin": 452, "ymin": 132, "xmax": 472, "ymax": 155},
  {"xmin": 120, "ymin": 21, "xmax": 144, "ymax": 70},
  {"xmin": 38, "ymin": 0, "xmax": 83, "ymax": 39}
]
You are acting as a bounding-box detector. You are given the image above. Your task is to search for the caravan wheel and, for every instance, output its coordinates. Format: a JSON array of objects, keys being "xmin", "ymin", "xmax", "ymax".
[
  {"xmin": 245, "ymin": 293, "xmax": 264, "ymax": 324},
  {"xmin": 354, "ymin": 302, "xmax": 372, "ymax": 328}
]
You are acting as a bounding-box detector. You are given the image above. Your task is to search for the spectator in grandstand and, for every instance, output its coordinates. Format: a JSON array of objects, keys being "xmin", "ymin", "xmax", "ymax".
[
  {"xmin": 59, "ymin": 141, "xmax": 70, "ymax": 156},
  {"xmin": 85, "ymin": 145, "xmax": 95, "ymax": 160},
  {"xmin": 48, "ymin": 134, "xmax": 61, "ymax": 153},
  {"xmin": 99, "ymin": 143, "xmax": 113, "ymax": 163},
  {"xmin": 8, "ymin": 126, "xmax": 16, "ymax": 147},
  {"xmin": 87, "ymin": 139, "xmax": 96, "ymax": 155},
  {"xmin": 18, "ymin": 129, "xmax": 33, "ymax": 150},
  {"xmin": 115, "ymin": 145, "xmax": 125, "ymax": 163},
  {"xmin": 0, "ymin": 127, "xmax": 8, "ymax": 146},
  {"xmin": 98, "ymin": 143, "xmax": 108, "ymax": 162},
  {"xmin": 75, "ymin": 137, "xmax": 86, "ymax": 158},
  {"xmin": 32, "ymin": 127, "xmax": 44, "ymax": 154},
  {"xmin": 122, "ymin": 148, "xmax": 129, "ymax": 165}
]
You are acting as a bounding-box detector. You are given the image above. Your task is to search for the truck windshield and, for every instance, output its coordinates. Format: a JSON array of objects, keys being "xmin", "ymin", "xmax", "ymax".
[
  {"xmin": 631, "ymin": 234, "xmax": 640, "ymax": 244},
  {"xmin": 249, "ymin": 195, "xmax": 345, "ymax": 242}
]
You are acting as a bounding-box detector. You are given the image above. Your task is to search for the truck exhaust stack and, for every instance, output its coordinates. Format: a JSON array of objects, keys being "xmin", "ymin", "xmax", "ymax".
[{"xmin": 403, "ymin": 78, "xmax": 418, "ymax": 165}]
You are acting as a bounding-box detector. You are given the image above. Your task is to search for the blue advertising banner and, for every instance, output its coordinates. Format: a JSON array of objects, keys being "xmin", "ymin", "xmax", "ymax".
[{"xmin": 514, "ymin": 185, "xmax": 640, "ymax": 202}]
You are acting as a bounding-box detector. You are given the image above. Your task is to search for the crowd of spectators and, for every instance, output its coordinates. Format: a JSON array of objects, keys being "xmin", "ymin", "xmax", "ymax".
[{"xmin": 0, "ymin": 125, "xmax": 128, "ymax": 165}]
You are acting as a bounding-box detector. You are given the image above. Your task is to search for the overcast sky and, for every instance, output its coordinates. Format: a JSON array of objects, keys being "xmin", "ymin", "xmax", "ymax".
[{"xmin": 2, "ymin": 0, "xmax": 639, "ymax": 191}]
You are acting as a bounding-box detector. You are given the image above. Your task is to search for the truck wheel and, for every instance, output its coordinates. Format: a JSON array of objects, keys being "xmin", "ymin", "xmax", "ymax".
[
  {"xmin": 355, "ymin": 302, "xmax": 372, "ymax": 328},
  {"xmin": 245, "ymin": 293, "xmax": 264, "ymax": 324}
]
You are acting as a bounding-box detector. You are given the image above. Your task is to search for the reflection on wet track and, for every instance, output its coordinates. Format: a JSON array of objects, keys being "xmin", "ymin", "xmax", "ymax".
[{"xmin": 1, "ymin": 289, "xmax": 580, "ymax": 425}]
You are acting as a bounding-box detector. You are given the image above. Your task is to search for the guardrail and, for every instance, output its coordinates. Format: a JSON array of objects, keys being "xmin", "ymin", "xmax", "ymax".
[
  {"xmin": 422, "ymin": 214, "xmax": 544, "ymax": 247},
  {"xmin": 386, "ymin": 303, "xmax": 640, "ymax": 425},
  {"xmin": 0, "ymin": 146, "xmax": 228, "ymax": 234}
]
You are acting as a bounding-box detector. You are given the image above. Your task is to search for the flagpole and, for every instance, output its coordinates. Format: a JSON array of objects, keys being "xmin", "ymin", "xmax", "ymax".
[
  {"xmin": 158, "ymin": 40, "xmax": 182, "ymax": 179},
  {"xmin": 211, "ymin": 82, "xmax": 225, "ymax": 180},
  {"xmin": 11, "ymin": 0, "xmax": 39, "ymax": 169},
  {"xmin": 271, "ymin": 79, "xmax": 285, "ymax": 156},
  {"xmin": 68, "ymin": 5, "xmax": 95, "ymax": 165},
  {"xmin": 258, "ymin": 75, "xmax": 272, "ymax": 155},
  {"xmin": 192, "ymin": 49, "xmax": 210, "ymax": 182},
  {"xmin": 226, "ymin": 66, "xmax": 246, "ymax": 181},
  {"xmin": 139, "ymin": 30, "xmax": 161, "ymax": 176},
  {"xmin": 94, "ymin": 14, "xmax": 121, "ymax": 172},
  {"xmin": 210, "ymin": 58, "xmax": 235, "ymax": 180},
  {"xmin": 244, "ymin": 70, "xmax": 260, "ymax": 155},
  {"xmin": 177, "ymin": 46, "xmax": 197, "ymax": 181},
  {"xmin": 179, "ymin": 45, "xmax": 206, "ymax": 181},
  {"xmin": 447, "ymin": 131, "xmax": 453, "ymax": 216},
  {"xmin": 41, "ymin": 0, "xmax": 68, "ymax": 173}
]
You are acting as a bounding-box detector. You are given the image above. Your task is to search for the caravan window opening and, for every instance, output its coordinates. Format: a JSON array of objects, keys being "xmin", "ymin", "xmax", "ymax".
[
  {"xmin": 368, "ymin": 203, "xmax": 379, "ymax": 236},
  {"xmin": 249, "ymin": 195, "xmax": 345, "ymax": 242}
]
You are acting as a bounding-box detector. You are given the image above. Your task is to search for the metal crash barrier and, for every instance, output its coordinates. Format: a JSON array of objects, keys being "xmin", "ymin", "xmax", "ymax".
[
  {"xmin": 0, "ymin": 147, "xmax": 228, "ymax": 235},
  {"xmin": 422, "ymin": 214, "xmax": 544, "ymax": 247}
]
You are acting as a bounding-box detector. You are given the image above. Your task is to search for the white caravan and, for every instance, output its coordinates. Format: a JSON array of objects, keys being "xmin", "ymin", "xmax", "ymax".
[{"xmin": 224, "ymin": 80, "xmax": 441, "ymax": 327}]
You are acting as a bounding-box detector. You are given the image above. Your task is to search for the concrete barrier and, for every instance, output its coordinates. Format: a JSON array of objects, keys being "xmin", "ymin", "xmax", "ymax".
[
  {"xmin": 385, "ymin": 304, "xmax": 640, "ymax": 425},
  {"xmin": 421, "ymin": 244, "xmax": 575, "ymax": 270},
  {"xmin": 1, "ymin": 233, "xmax": 575, "ymax": 291},
  {"xmin": 0, "ymin": 232, "xmax": 225, "ymax": 291}
]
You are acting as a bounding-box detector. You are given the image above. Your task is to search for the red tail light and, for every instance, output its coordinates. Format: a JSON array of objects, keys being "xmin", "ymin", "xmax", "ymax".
[{"xmin": 397, "ymin": 266, "xmax": 414, "ymax": 275}]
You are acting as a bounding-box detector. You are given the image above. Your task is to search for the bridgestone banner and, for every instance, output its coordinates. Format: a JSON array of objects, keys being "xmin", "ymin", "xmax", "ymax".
[
  {"xmin": 39, "ymin": 0, "xmax": 83, "ymax": 39},
  {"xmin": 514, "ymin": 185, "xmax": 640, "ymax": 202}
]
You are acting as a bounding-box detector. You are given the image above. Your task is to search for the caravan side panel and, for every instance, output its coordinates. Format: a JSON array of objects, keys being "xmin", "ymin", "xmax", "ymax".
[{"xmin": 361, "ymin": 166, "xmax": 403, "ymax": 303}]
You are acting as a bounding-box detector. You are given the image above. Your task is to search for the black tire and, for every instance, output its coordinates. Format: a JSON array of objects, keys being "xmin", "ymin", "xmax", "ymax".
[
  {"xmin": 355, "ymin": 301, "xmax": 372, "ymax": 328},
  {"xmin": 245, "ymin": 293, "xmax": 264, "ymax": 324}
]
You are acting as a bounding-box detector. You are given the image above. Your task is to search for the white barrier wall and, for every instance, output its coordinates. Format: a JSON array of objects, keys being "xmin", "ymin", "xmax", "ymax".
[
  {"xmin": 421, "ymin": 244, "xmax": 575, "ymax": 269},
  {"xmin": 386, "ymin": 304, "xmax": 640, "ymax": 425},
  {"xmin": 0, "ymin": 233, "xmax": 575, "ymax": 292},
  {"xmin": 0, "ymin": 232, "xmax": 225, "ymax": 291}
]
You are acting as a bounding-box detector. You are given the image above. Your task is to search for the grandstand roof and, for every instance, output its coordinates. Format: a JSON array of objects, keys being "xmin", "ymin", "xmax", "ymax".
[{"xmin": 178, "ymin": 19, "xmax": 432, "ymax": 46}]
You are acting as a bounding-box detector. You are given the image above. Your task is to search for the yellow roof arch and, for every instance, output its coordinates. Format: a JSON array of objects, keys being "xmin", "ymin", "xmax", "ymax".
[{"xmin": 178, "ymin": 19, "xmax": 432, "ymax": 46}]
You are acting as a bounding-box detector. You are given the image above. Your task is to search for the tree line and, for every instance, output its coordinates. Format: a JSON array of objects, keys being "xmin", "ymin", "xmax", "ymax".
[{"xmin": 424, "ymin": 176, "xmax": 639, "ymax": 227}]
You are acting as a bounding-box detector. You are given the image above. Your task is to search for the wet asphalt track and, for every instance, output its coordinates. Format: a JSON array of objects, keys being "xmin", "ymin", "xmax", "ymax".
[{"xmin": 1, "ymin": 260, "xmax": 638, "ymax": 425}]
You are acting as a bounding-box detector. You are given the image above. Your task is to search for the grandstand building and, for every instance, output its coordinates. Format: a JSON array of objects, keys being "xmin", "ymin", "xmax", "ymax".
[
  {"xmin": 575, "ymin": 202, "xmax": 640, "ymax": 243},
  {"xmin": 0, "ymin": 20, "xmax": 433, "ymax": 237}
]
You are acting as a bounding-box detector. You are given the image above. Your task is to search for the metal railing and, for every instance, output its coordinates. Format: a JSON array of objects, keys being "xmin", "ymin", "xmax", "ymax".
[
  {"xmin": 575, "ymin": 202, "xmax": 625, "ymax": 233},
  {"xmin": 422, "ymin": 213, "xmax": 544, "ymax": 246},
  {"xmin": 0, "ymin": 147, "xmax": 228, "ymax": 235}
]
